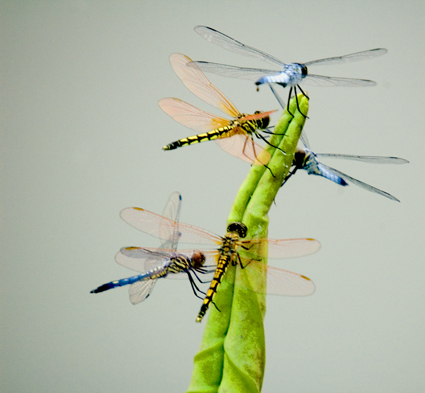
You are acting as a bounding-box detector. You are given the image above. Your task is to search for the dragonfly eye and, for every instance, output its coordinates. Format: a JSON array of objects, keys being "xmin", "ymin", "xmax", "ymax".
[
  {"xmin": 192, "ymin": 250, "xmax": 206, "ymax": 268},
  {"xmin": 301, "ymin": 65, "xmax": 308, "ymax": 76},
  {"xmin": 227, "ymin": 222, "xmax": 248, "ymax": 238},
  {"xmin": 294, "ymin": 149, "xmax": 306, "ymax": 167}
]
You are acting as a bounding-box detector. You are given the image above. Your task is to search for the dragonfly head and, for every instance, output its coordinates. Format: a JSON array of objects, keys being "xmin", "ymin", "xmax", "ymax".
[
  {"xmin": 293, "ymin": 148, "xmax": 307, "ymax": 168},
  {"xmin": 191, "ymin": 250, "xmax": 206, "ymax": 268},
  {"xmin": 299, "ymin": 64, "xmax": 308, "ymax": 78},
  {"xmin": 253, "ymin": 111, "xmax": 270, "ymax": 129},
  {"xmin": 227, "ymin": 222, "xmax": 247, "ymax": 238}
]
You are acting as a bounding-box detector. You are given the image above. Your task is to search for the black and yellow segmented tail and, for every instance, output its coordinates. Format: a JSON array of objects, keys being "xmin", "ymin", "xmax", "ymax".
[
  {"xmin": 196, "ymin": 254, "xmax": 231, "ymax": 323},
  {"xmin": 163, "ymin": 126, "xmax": 234, "ymax": 151}
]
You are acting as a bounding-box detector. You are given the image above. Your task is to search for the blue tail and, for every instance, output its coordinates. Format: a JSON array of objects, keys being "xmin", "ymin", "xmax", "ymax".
[{"xmin": 90, "ymin": 274, "xmax": 147, "ymax": 293}]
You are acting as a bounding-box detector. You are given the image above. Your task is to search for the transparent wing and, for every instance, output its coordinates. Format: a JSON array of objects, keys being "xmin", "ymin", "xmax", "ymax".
[
  {"xmin": 170, "ymin": 53, "xmax": 240, "ymax": 118},
  {"xmin": 303, "ymin": 74, "xmax": 376, "ymax": 87},
  {"xmin": 236, "ymin": 262, "xmax": 315, "ymax": 296},
  {"xmin": 115, "ymin": 247, "xmax": 172, "ymax": 273},
  {"xmin": 317, "ymin": 162, "xmax": 401, "ymax": 202},
  {"xmin": 315, "ymin": 153, "xmax": 409, "ymax": 164},
  {"xmin": 190, "ymin": 61, "xmax": 279, "ymax": 81},
  {"xmin": 160, "ymin": 191, "xmax": 182, "ymax": 250},
  {"xmin": 304, "ymin": 48, "xmax": 388, "ymax": 66},
  {"xmin": 120, "ymin": 207, "xmax": 221, "ymax": 245},
  {"xmin": 239, "ymin": 110, "xmax": 277, "ymax": 123},
  {"xmin": 159, "ymin": 98, "xmax": 230, "ymax": 132},
  {"xmin": 194, "ymin": 26, "xmax": 284, "ymax": 67},
  {"xmin": 243, "ymin": 238, "xmax": 321, "ymax": 259},
  {"xmin": 215, "ymin": 132, "xmax": 271, "ymax": 165},
  {"xmin": 128, "ymin": 279, "xmax": 157, "ymax": 304}
]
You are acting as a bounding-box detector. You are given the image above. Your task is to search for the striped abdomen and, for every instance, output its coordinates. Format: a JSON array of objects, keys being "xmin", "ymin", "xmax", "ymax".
[
  {"xmin": 90, "ymin": 255, "xmax": 192, "ymax": 294},
  {"xmin": 196, "ymin": 253, "xmax": 231, "ymax": 323},
  {"xmin": 163, "ymin": 125, "xmax": 235, "ymax": 151}
]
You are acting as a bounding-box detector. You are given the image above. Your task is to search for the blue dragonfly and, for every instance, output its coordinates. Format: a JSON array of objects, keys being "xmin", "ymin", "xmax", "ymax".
[
  {"xmin": 282, "ymin": 130, "xmax": 409, "ymax": 202},
  {"xmin": 90, "ymin": 192, "xmax": 213, "ymax": 304},
  {"xmin": 191, "ymin": 26, "xmax": 387, "ymax": 116}
]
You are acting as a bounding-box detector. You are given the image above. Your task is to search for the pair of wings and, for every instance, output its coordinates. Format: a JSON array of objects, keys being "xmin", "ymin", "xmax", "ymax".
[
  {"xmin": 191, "ymin": 26, "xmax": 387, "ymax": 87},
  {"xmin": 159, "ymin": 53, "xmax": 274, "ymax": 165},
  {"xmin": 117, "ymin": 202, "xmax": 321, "ymax": 297},
  {"xmin": 268, "ymin": 84, "xmax": 409, "ymax": 201}
]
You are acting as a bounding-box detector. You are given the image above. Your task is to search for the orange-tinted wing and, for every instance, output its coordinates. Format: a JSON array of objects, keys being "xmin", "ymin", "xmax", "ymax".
[
  {"xmin": 120, "ymin": 207, "xmax": 222, "ymax": 246},
  {"xmin": 241, "ymin": 237, "xmax": 321, "ymax": 259},
  {"xmin": 239, "ymin": 109, "xmax": 278, "ymax": 122},
  {"xmin": 215, "ymin": 132, "xmax": 271, "ymax": 165},
  {"xmin": 159, "ymin": 97, "xmax": 230, "ymax": 132},
  {"xmin": 236, "ymin": 262, "xmax": 315, "ymax": 296},
  {"xmin": 170, "ymin": 53, "xmax": 240, "ymax": 118}
]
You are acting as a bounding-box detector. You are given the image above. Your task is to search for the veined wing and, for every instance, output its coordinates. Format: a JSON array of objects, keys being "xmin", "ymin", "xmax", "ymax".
[
  {"xmin": 194, "ymin": 26, "xmax": 284, "ymax": 68},
  {"xmin": 128, "ymin": 280, "xmax": 157, "ymax": 305},
  {"xmin": 317, "ymin": 162, "xmax": 400, "ymax": 202},
  {"xmin": 170, "ymin": 53, "xmax": 240, "ymax": 118},
  {"xmin": 315, "ymin": 153, "xmax": 409, "ymax": 164},
  {"xmin": 115, "ymin": 247, "xmax": 175, "ymax": 273},
  {"xmin": 120, "ymin": 207, "xmax": 222, "ymax": 246},
  {"xmin": 215, "ymin": 132, "xmax": 271, "ymax": 165},
  {"xmin": 159, "ymin": 98, "xmax": 230, "ymax": 132},
  {"xmin": 236, "ymin": 262, "xmax": 315, "ymax": 296},
  {"xmin": 239, "ymin": 109, "xmax": 277, "ymax": 122},
  {"xmin": 239, "ymin": 237, "xmax": 321, "ymax": 260},
  {"xmin": 303, "ymin": 75, "xmax": 376, "ymax": 87},
  {"xmin": 159, "ymin": 191, "xmax": 182, "ymax": 250},
  {"xmin": 304, "ymin": 48, "xmax": 388, "ymax": 67},
  {"xmin": 190, "ymin": 61, "xmax": 279, "ymax": 81}
]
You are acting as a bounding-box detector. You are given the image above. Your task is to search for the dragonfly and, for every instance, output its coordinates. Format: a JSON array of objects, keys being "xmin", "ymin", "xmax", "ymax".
[
  {"xmin": 114, "ymin": 202, "xmax": 321, "ymax": 322},
  {"xmin": 191, "ymin": 25, "xmax": 387, "ymax": 116},
  {"xmin": 283, "ymin": 131, "xmax": 409, "ymax": 202},
  {"xmin": 90, "ymin": 192, "xmax": 213, "ymax": 304},
  {"xmin": 160, "ymin": 53, "xmax": 284, "ymax": 168}
]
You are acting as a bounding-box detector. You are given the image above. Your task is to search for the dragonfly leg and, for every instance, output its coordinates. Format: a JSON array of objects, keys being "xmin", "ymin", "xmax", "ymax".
[
  {"xmin": 187, "ymin": 273, "xmax": 207, "ymax": 300},
  {"xmin": 256, "ymin": 131, "xmax": 287, "ymax": 156},
  {"xmin": 286, "ymin": 87, "xmax": 294, "ymax": 117},
  {"xmin": 281, "ymin": 166, "xmax": 298, "ymax": 187},
  {"xmin": 294, "ymin": 85, "xmax": 309, "ymax": 118},
  {"xmin": 211, "ymin": 300, "xmax": 221, "ymax": 312},
  {"xmin": 263, "ymin": 163, "xmax": 275, "ymax": 178}
]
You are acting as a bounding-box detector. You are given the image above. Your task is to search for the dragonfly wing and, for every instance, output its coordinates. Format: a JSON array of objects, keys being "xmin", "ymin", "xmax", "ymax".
[
  {"xmin": 318, "ymin": 163, "xmax": 401, "ymax": 202},
  {"xmin": 169, "ymin": 53, "xmax": 240, "ymax": 118},
  {"xmin": 304, "ymin": 48, "xmax": 387, "ymax": 66},
  {"xmin": 120, "ymin": 207, "xmax": 221, "ymax": 245},
  {"xmin": 160, "ymin": 192, "xmax": 182, "ymax": 250},
  {"xmin": 159, "ymin": 98, "xmax": 230, "ymax": 132},
  {"xmin": 190, "ymin": 61, "xmax": 279, "ymax": 81},
  {"xmin": 315, "ymin": 153, "xmax": 409, "ymax": 164},
  {"xmin": 259, "ymin": 238, "xmax": 321, "ymax": 259},
  {"xmin": 115, "ymin": 248, "xmax": 171, "ymax": 273},
  {"xmin": 128, "ymin": 279, "xmax": 157, "ymax": 304},
  {"xmin": 236, "ymin": 262, "xmax": 315, "ymax": 296},
  {"xmin": 194, "ymin": 26, "xmax": 284, "ymax": 67},
  {"xmin": 303, "ymin": 74, "xmax": 377, "ymax": 87},
  {"xmin": 215, "ymin": 132, "xmax": 271, "ymax": 165}
]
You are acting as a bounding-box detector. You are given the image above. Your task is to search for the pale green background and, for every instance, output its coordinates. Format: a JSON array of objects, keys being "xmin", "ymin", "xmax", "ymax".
[{"xmin": 1, "ymin": 1, "xmax": 424, "ymax": 392}]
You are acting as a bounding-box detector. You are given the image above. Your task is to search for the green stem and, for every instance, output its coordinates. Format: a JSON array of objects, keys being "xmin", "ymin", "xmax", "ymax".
[{"xmin": 187, "ymin": 94, "xmax": 309, "ymax": 393}]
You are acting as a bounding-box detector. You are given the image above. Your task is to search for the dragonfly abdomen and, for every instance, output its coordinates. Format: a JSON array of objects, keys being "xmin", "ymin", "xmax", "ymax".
[
  {"xmin": 90, "ymin": 273, "xmax": 152, "ymax": 293},
  {"xmin": 196, "ymin": 254, "xmax": 231, "ymax": 323},
  {"xmin": 163, "ymin": 126, "xmax": 234, "ymax": 151}
]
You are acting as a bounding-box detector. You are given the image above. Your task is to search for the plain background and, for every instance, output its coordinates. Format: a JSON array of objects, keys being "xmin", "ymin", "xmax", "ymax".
[{"xmin": 1, "ymin": 1, "xmax": 424, "ymax": 392}]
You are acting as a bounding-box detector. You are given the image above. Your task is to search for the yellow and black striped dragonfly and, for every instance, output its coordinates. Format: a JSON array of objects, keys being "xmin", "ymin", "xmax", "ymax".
[
  {"xmin": 159, "ymin": 53, "xmax": 281, "ymax": 166},
  {"xmin": 117, "ymin": 201, "xmax": 321, "ymax": 322}
]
